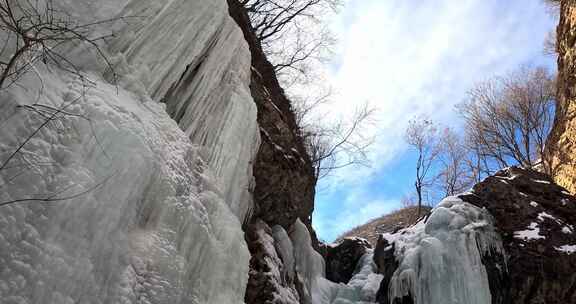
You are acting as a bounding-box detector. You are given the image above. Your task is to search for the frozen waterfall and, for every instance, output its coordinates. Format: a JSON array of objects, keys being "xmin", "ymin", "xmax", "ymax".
[
  {"xmin": 0, "ymin": 0, "xmax": 257, "ymax": 303},
  {"xmin": 385, "ymin": 197, "xmax": 505, "ymax": 304}
]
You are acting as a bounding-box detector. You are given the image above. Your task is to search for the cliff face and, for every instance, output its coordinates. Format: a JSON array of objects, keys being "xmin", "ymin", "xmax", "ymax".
[
  {"xmin": 226, "ymin": 2, "xmax": 322, "ymax": 303},
  {"xmin": 547, "ymin": 1, "xmax": 576, "ymax": 194},
  {"xmin": 227, "ymin": 0, "xmax": 318, "ymax": 235}
]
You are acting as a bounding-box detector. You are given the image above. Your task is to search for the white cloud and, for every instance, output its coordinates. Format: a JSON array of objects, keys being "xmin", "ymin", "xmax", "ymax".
[
  {"xmin": 312, "ymin": 0, "xmax": 557, "ymax": 241},
  {"xmin": 316, "ymin": 0, "xmax": 557, "ymax": 186}
]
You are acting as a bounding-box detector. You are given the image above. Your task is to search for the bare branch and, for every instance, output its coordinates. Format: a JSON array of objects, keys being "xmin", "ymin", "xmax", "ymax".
[{"xmin": 457, "ymin": 66, "xmax": 556, "ymax": 174}]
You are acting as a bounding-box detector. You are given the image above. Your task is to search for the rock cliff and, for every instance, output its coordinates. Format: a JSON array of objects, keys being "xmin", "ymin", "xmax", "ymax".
[{"xmin": 547, "ymin": 1, "xmax": 576, "ymax": 194}]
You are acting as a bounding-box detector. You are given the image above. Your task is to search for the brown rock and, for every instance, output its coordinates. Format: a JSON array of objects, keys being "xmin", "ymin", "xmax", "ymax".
[{"xmin": 546, "ymin": 1, "xmax": 576, "ymax": 194}]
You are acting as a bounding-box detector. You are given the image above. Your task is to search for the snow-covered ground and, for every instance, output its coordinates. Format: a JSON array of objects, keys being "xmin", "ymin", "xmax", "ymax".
[{"xmin": 0, "ymin": 0, "xmax": 258, "ymax": 303}]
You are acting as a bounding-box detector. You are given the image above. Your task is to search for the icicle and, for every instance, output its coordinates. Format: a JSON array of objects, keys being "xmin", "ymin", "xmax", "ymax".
[{"xmin": 388, "ymin": 197, "xmax": 505, "ymax": 304}]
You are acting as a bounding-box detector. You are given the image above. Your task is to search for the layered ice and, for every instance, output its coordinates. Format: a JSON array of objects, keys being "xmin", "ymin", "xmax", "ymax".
[
  {"xmin": 313, "ymin": 253, "xmax": 383, "ymax": 304},
  {"xmin": 0, "ymin": 0, "xmax": 257, "ymax": 303},
  {"xmin": 271, "ymin": 220, "xmax": 383, "ymax": 304},
  {"xmin": 385, "ymin": 197, "xmax": 505, "ymax": 304}
]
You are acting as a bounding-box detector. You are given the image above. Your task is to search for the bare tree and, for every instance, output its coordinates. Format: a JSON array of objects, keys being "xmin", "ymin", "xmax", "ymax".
[
  {"xmin": 0, "ymin": 0, "xmax": 124, "ymax": 206},
  {"xmin": 543, "ymin": 30, "xmax": 557, "ymax": 56},
  {"xmin": 269, "ymin": 24, "xmax": 335, "ymax": 87},
  {"xmin": 435, "ymin": 127, "xmax": 475, "ymax": 197},
  {"xmin": 404, "ymin": 117, "xmax": 440, "ymax": 216},
  {"xmin": 0, "ymin": 0, "xmax": 120, "ymax": 90},
  {"xmin": 458, "ymin": 66, "xmax": 556, "ymax": 173},
  {"xmin": 239, "ymin": 0, "xmax": 340, "ymax": 86},
  {"xmin": 301, "ymin": 104, "xmax": 375, "ymax": 180},
  {"xmin": 240, "ymin": 0, "xmax": 340, "ymax": 42}
]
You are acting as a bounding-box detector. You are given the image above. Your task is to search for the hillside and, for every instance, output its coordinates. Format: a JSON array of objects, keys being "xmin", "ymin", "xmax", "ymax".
[{"xmin": 336, "ymin": 206, "xmax": 432, "ymax": 246}]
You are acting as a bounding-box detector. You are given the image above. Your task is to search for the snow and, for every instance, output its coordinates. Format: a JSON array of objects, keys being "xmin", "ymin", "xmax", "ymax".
[
  {"xmin": 386, "ymin": 197, "xmax": 505, "ymax": 304},
  {"xmin": 529, "ymin": 201, "xmax": 539, "ymax": 207},
  {"xmin": 537, "ymin": 212, "xmax": 560, "ymax": 223},
  {"xmin": 0, "ymin": 0, "xmax": 257, "ymax": 303},
  {"xmin": 562, "ymin": 225, "xmax": 574, "ymax": 234},
  {"xmin": 532, "ymin": 179, "xmax": 551, "ymax": 184},
  {"xmin": 513, "ymin": 209, "xmax": 574, "ymax": 240},
  {"xmin": 555, "ymin": 245, "xmax": 576, "ymax": 254},
  {"xmin": 514, "ymin": 223, "xmax": 545, "ymax": 241}
]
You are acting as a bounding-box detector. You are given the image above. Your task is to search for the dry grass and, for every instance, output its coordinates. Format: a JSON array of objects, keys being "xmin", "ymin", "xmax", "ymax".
[{"xmin": 336, "ymin": 206, "xmax": 432, "ymax": 246}]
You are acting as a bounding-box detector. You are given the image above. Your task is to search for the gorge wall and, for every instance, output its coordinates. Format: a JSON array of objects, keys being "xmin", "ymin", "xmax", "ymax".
[{"xmin": 547, "ymin": 0, "xmax": 576, "ymax": 194}]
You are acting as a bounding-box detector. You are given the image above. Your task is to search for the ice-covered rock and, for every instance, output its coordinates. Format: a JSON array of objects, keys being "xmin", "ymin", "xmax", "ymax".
[
  {"xmin": 460, "ymin": 167, "xmax": 576, "ymax": 304},
  {"xmin": 376, "ymin": 197, "xmax": 504, "ymax": 304},
  {"xmin": 244, "ymin": 220, "xmax": 301, "ymax": 304},
  {"xmin": 372, "ymin": 167, "xmax": 576, "ymax": 304},
  {"xmin": 0, "ymin": 0, "xmax": 258, "ymax": 303},
  {"xmin": 313, "ymin": 252, "xmax": 383, "ymax": 304}
]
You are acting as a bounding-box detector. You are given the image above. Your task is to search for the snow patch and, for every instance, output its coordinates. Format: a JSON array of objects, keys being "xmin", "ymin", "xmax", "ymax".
[
  {"xmin": 537, "ymin": 212, "xmax": 560, "ymax": 223},
  {"xmin": 562, "ymin": 225, "xmax": 574, "ymax": 234},
  {"xmin": 555, "ymin": 245, "xmax": 576, "ymax": 254},
  {"xmin": 514, "ymin": 223, "xmax": 545, "ymax": 240},
  {"xmin": 532, "ymin": 179, "xmax": 551, "ymax": 184}
]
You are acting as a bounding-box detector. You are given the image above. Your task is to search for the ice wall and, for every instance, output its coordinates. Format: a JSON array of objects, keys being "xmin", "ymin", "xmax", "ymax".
[
  {"xmin": 384, "ymin": 197, "xmax": 505, "ymax": 304},
  {"xmin": 273, "ymin": 219, "xmax": 382, "ymax": 304},
  {"xmin": 0, "ymin": 0, "xmax": 257, "ymax": 303},
  {"xmin": 54, "ymin": 0, "xmax": 259, "ymax": 220}
]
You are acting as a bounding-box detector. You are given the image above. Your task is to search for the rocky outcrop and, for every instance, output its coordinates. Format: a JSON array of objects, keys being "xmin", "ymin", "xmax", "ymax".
[
  {"xmin": 547, "ymin": 1, "xmax": 576, "ymax": 194},
  {"xmin": 324, "ymin": 238, "xmax": 371, "ymax": 284},
  {"xmin": 373, "ymin": 167, "xmax": 576, "ymax": 304},
  {"xmin": 227, "ymin": 0, "xmax": 317, "ymax": 235},
  {"xmin": 460, "ymin": 167, "xmax": 576, "ymax": 303}
]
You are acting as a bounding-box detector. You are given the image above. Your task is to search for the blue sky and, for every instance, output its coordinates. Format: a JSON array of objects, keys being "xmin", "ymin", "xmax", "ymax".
[{"xmin": 312, "ymin": 0, "xmax": 558, "ymax": 242}]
